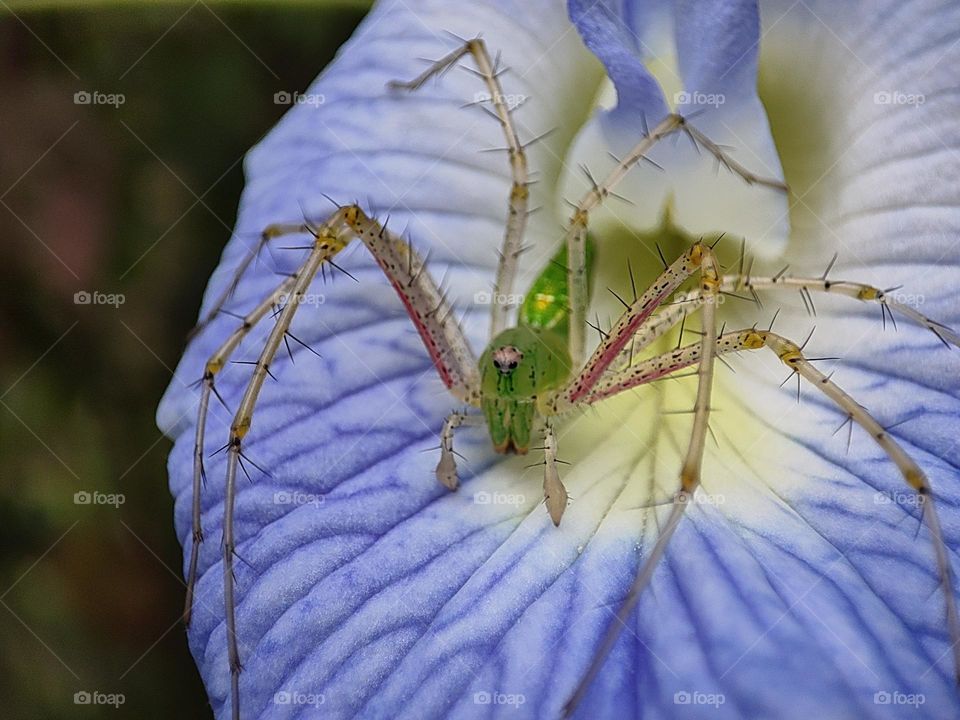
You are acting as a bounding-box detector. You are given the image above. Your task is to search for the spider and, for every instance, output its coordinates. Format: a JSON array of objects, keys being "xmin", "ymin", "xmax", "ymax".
[{"xmin": 182, "ymin": 39, "xmax": 960, "ymax": 720}]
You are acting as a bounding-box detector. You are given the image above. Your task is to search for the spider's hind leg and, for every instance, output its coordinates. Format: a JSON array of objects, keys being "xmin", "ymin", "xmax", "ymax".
[
  {"xmin": 189, "ymin": 206, "xmax": 362, "ymax": 720},
  {"xmin": 184, "ymin": 220, "xmax": 319, "ymax": 626}
]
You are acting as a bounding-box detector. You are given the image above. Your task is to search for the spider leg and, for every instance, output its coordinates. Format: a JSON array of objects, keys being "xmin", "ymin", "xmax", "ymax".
[
  {"xmin": 542, "ymin": 421, "xmax": 568, "ymax": 526},
  {"xmin": 436, "ymin": 410, "xmax": 483, "ymax": 490},
  {"xmin": 596, "ymin": 256, "xmax": 960, "ymax": 385},
  {"xmin": 730, "ymin": 274, "xmax": 960, "ymax": 347},
  {"xmin": 644, "ymin": 271, "xmax": 960, "ymax": 355},
  {"xmin": 220, "ymin": 208, "xmax": 358, "ymax": 720},
  {"xmin": 562, "ymin": 243, "xmax": 722, "ymax": 714},
  {"xmin": 551, "ymin": 240, "xmax": 723, "ymax": 413},
  {"xmin": 560, "ymin": 113, "xmax": 787, "ymax": 366},
  {"xmin": 563, "ymin": 327, "xmax": 960, "ymax": 716},
  {"xmin": 389, "ymin": 38, "xmax": 529, "ymax": 337},
  {"xmin": 185, "ymin": 270, "xmax": 299, "ymax": 626},
  {"xmin": 190, "ymin": 204, "xmax": 481, "ymax": 719},
  {"xmin": 189, "ymin": 222, "xmax": 315, "ymax": 339}
]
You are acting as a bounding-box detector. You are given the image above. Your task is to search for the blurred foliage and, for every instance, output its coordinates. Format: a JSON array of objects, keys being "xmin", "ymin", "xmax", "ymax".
[{"xmin": 0, "ymin": 3, "xmax": 364, "ymax": 718}]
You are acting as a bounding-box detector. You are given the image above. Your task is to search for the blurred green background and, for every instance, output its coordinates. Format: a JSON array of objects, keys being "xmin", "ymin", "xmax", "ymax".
[{"xmin": 0, "ymin": 2, "xmax": 369, "ymax": 717}]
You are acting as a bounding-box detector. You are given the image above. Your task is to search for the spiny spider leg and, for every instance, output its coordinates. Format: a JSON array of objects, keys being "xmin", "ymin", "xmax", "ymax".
[
  {"xmin": 560, "ymin": 113, "xmax": 788, "ymax": 367},
  {"xmin": 729, "ymin": 274, "xmax": 960, "ymax": 346},
  {"xmin": 543, "ymin": 421, "xmax": 568, "ymax": 525},
  {"xmin": 598, "ymin": 269, "xmax": 960, "ymax": 379},
  {"xmin": 538, "ymin": 240, "xmax": 723, "ymax": 525},
  {"xmin": 562, "ymin": 327, "xmax": 960, "ymax": 717},
  {"xmin": 560, "ymin": 237, "xmax": 724, "ymax": 713},
  {"xmin": 388, "ymin": 37, "xmax": 529, "ymax": 338},
  {"xmin": 436, "ymin": 410, "xmax": 484, "ymax": 489},
  {"xmin": 185, "ymin": 269, "xmax": 300, "ymax": 625},
  {"xmin": 553, "ymin": 241, "xmax": 724, "ymax": 412},
  {"xmin": 189, "ymin": 222, "xmax": 315, "ymax": 339},
  {"xmin": 221, "ymin": 210, "xmax": 356, "ymax": 719},
  {"xmin": 193, "ymin": 204, "xmax": 479, "ymax": 720}
]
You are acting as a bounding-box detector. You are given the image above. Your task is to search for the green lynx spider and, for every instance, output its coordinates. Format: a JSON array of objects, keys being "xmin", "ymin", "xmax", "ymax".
[{"xmin": 185, "ymin": 39, "xmax": 960, "ymax": 720}]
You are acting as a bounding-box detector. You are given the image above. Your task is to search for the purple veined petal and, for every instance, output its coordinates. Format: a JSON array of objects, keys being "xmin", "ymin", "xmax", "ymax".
[
  {"xmin": 562, "ymin": 0, "xmax": 790, "ymax": 257},
  {"xmin": 567, "ymin": 0, "xmax": 671, "ymax": 123},
  {"xmin": 157, "ymin": 0, "xmax": 960, "ymax": 718}
]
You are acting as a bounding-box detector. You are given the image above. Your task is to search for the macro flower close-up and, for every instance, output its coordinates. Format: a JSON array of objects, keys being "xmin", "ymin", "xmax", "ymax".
[
  {"xmin": 156, "ymin": 0, "xmax": 960, "ymax": 717},
  {"xmin": 3, "ymin": 0, "xmax": 959, "ymax": 719}
]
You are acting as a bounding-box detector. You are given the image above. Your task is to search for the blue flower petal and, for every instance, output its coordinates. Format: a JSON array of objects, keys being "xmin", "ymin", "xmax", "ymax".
[
  {"xmin": 567, "ymin": 0, "xmax": 670, "ymax": 124},
  {"xmin": 158, "ymin": 0, "xmax": 960, "ymax": 718}
]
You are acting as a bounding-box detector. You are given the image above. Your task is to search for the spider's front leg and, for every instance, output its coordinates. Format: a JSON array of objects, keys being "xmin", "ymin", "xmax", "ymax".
[
  {"xmin": 189, "ymin": 203, "xmax": 481, "ymax": 720},
  {"xmin": 540, "ymin": 240, "xmax": 724, "ymax": 526},
  {"xmin": 186, "ymin": 216, "xmax": 345, "ymax": 628},
  {"xmin": 562, "ymin": 323, "xmax": 960, "ymax": 716},
  {"xmin": 388, "ymin": 37, "xmax": 530, "ymax": 339}
]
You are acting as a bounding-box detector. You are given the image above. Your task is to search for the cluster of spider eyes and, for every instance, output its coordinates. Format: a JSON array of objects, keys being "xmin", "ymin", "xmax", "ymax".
[{"xmin": 492, "ymin": 345, "xmax": 523, "ymax": 373}]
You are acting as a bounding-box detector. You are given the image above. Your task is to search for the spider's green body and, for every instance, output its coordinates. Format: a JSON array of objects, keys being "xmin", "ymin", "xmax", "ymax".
[{"xmin": 478, "ymin": 240, "xmax": 594, "ymax": 453}]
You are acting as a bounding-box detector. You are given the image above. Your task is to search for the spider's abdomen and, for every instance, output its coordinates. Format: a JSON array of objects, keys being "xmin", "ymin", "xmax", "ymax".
[{"xmin": 518, "ymin": 237, "xmax": 595, "ymax": 335}]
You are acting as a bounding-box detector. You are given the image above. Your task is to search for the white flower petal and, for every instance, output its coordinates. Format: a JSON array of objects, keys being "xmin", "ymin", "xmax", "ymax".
[{"xmin": 561, "ymin": 0, "xmax": 790, "ymax": 258}]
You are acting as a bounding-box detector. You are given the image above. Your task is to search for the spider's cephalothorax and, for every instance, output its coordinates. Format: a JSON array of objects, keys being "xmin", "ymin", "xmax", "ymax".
[
  {"xmin": 478, "ymin": 242, "xmax": 593, "ymax": 453},
  {"xmin": 480, "ymin": 328, "xmax": 568, "ymax": 453},
  {"xmin": 183, "ymin": 37, "xmax": 960, "ymax": 720}
]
